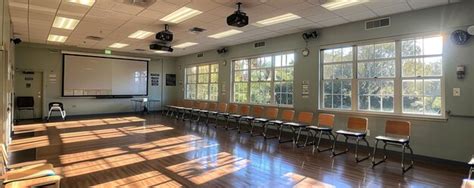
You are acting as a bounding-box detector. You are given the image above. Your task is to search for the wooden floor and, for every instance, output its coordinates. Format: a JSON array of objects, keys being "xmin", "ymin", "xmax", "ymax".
[{"xmin": 10, "ymin": 113, "xmax": 467, "ymax": 187}]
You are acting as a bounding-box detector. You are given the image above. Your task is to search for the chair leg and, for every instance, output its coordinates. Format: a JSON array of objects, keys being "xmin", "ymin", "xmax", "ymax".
[
  {"xmin": 305, "ymin": 130, "xmax": 316, "ymax": 147},
  {"xmin": 316, "ymin": 131, "xmax": 334, "ymax": 153},
  {"xmin": 264, "ymin": 123, "xmax": 278, "ymax": 139},
  {"xmin": 294, "ymin": 127, "xmax": 304, "ymax": 146},
  {"xmin": 402, "ymin": 144, "xmax": 414, "ymax": 174},
  {"xmin": 332, "ymin": 135, "xmax": 350, "ymax": 157},
  {"xmin": 355, "ymin": 137, "xmax": 371, "ymax": 163}
]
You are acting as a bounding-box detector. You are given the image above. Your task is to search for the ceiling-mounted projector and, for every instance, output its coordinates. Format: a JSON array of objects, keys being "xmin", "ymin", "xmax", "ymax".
[
  {"xmin": 227, "ymin": 2, "xmax": 248, "ymax": 28},
  {"xmin": 149, "ymin": 43, "xmax": 173, "ymax": 52},
  {"xmin": 156, "ymin": 24, "xmax": 173, "ymax": 42}
]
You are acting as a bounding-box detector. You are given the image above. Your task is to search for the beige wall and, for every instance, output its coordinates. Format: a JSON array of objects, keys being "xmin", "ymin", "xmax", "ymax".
[
  {"xmin": 15, "ymin": 43, "xmax": 177, "ymax": 116},
  {"xmin": 175, "ymin": 1, "xmax": 474, "ymax": 162}
]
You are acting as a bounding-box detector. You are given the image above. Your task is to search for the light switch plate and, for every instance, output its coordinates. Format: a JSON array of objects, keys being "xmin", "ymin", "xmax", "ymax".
[{"xmin": 453, "ymin": 88, "xmax": 461, "ymax": 96}]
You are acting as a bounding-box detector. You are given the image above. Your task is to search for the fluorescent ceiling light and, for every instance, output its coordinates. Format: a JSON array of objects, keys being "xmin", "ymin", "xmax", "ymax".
[
  {"xmin": 208, "ymin": 29, "xmax": 243, "ymax": 39},
  {"xmin": 173, "ymin": 42, "xmax": 198, "ymax": 48},
  {"xmin": 321, "ymin": 0, "xmax": 369, "ymax": 11},
  {"xmin": 160, "ymin": 7, "xmax": 202, "ymax": 24},
  {"xmin": 128, "ymin": 30, "xmax": 155, "ymax": 39},
  {"xmin": 154, "ymin": 50, "xmax": 170, "ymax": 54},
  {"xmin": 255, "ymin": 13, "xmax": 301, "ymax": 26},
  {"xmin": 109, "ymin": 43, "xmax": 129, "ymax": 48},
  {"xmin": 52, "ymin": 16, "xmax": 80, "ymax": 30},
  {"xmin": 47, "ymin": 34, "xmax": 68, "ymax": 43},
  {"xmin": 66, "ymin": 0, "xmax": 96, "ymax": 6}
]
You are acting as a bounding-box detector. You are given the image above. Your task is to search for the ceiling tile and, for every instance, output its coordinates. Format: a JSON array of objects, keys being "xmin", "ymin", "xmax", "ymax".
[
  {"xmin": 318, "ymin": 17, "xmax": 349, "ymax": 27},
  {"xmin": 407, "ymin": 0, "xmax": 449, "ymax": 9},
  {"xmin": 342, "ymin": 10, "xmax": 377, "ymax": 22},
  {"xmin": 372, "ymin": 2, "xmax": 412, "ymax": 16}
]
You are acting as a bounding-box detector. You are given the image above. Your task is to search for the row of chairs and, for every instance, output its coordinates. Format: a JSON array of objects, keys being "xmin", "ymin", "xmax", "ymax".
[{"xmin": 163, "ymin": 101, "xmax": 415, "ymax": 174}]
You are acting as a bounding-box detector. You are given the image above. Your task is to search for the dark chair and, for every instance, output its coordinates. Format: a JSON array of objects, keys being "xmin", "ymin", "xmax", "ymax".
[
  {"xmin": 47, "ymin": 102, "xmax": 66, "ymax": 121},
  {"xmin": 16, "ymin": 96, "xmax": 35, "ymax": 120}
]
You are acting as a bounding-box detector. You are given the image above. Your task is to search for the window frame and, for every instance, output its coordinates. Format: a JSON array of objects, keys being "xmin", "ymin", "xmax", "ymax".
[
  {"xmin": 184, "ymin": 62, "xmax": 219, "ymax": 102},
  {"xmin": 230, "ymin": 51, "xmax": 295, "ymax": 107},
  {"xmin": 318, "ymin": 34, "xmax": 445, "ymax": 119}
]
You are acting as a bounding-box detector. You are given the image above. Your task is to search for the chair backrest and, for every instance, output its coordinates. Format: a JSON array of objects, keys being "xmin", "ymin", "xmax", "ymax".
[
  {"xmin": 49, "ymin": 102, "xmax": 64, "ymax": 110},
  {"xmin": 217, "ymin": 103, "xmax": 228, "ymax": 112},
  {"xmin": 208, "ymin": 103, "xmax": 218, "ymax": 111},
  {"xmin": 239, "ymin": 105, "xmax": 250, "ymax": 116},
  {"xmin": 318, "ymin": 113, "xmax": 335, "ymax": 127},
  {"xmin": 228, "ymin": 104, "xmax": 239, "ymax": 114},
  {"xmin": 184, "ymin": 100, "xmax": 194, "ymax": 108},
  {"xmin": 297, "ymin": 112, "xmax": 313, "ymax": 124},
  {"xmin": 265, "ymin": 107, "xmax": 279, "ymax": 119},
  {"xmin": 16, "ymin": 96, "xmax": 34, "ymax": 108},
  {"xmin": 193, "ymin": 101, "xmax": 201, "ymax": 109},
  {"xmin": 177, "ymin": 100, "xmax": 184, "ymax": 107},
  {"xmin": 385, "ymin": 120, "xmax": 411, "ymax": 137},
  {"xmin": 281, "ymin": 110, "xmax": 295, "ymax": 122},
  {"xmin": 0, "ymin": 144, "xmax": 9, "ymax": 174},
  {"xmin": 347, "ymin": 117, "xmax": 368, "ymax": 132},
  {"xmin": 199, "ymin": 102, "xmax": 208, "ymax": 110},
  {"xmin": 251, "ymin": 106, "xmax": 265, "ymax": 117}
]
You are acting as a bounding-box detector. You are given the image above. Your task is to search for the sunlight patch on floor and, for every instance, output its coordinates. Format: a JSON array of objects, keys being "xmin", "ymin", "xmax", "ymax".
[
  {"xmin": 284, "ymin": 172, "xmax": 335, "ymax": 188},
  {"xmin": 92, "ymin": 171, "xmax": 182, "ymax": 187}
]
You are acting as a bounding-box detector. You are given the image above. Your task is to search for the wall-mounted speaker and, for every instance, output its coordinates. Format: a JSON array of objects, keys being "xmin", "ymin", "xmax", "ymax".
[{"xmin": 217, "ymin": 47, "xmax": 228, "ymax": 54}]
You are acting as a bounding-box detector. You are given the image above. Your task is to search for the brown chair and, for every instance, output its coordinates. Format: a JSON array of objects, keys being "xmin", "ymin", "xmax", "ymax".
[
  {"xmin": 263, "ymin": 109, "xmax": 295, "ymax": 139},
  {"xmin": 372, "ymin": 120, "xmax": 414, "ymax": 173},
  {"xmin": 332, "ymin": 117, "xmax": 371, "ymax": 163},
  {"xmin": 177, "ymin": 100, "xmax": 194, "ymax": 120},
  {"xmin": 192, "ymin": 102, "xmax": 209, "ymax": 122},
  {"xmin": 207, "ymin": 103, "xmax": 228, "ymax": 126},
  {"xmin": 303, "ymin": 113, "xmax": 336, "ymax": 152},
  {"xmin": 238, "ymin": 106, "xmax": 264, "ymax": 134},
  {"xmin": 279, "ymin": 112, "xmax": 313, "ymax": 144},
  {"xmin": 226, "ymin": 105, "xmax": 250, "ymax": 130},
  {"xmin": 165, "ymin": 100, "xmax": 183, "ymax": 117},
  {"xmin": 250, "ymin": 107, "xmax": 279, "ymax": 137},
  {"xmin": 214, "ymin": 104, "xmax": 238, "ymax": 128},
  {"xmin": 0, "ymin": 144, "xmax": 60, "ymax": 185},
  {"xmin": 204, "ymin": 103, "xmax": 218, "ymax": 125}
]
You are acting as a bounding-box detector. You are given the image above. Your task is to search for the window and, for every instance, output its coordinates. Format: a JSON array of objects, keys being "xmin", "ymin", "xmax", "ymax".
[
  {"xmin": 232, "ymin": 52, "xmax": 294, "ymax": 106},
  {"xmin": 320, "ymin": 35, "xmax": 444, "ymax": 117},
  {"xmin": 185, "ymin": 63, "xmax": 219, "ymax": 101}
]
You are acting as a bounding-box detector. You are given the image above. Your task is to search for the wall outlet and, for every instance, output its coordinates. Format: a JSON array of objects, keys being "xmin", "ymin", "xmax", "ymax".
[{"xmin": 453, "ymin": 88, "xmax": 461, "ymax": 96}]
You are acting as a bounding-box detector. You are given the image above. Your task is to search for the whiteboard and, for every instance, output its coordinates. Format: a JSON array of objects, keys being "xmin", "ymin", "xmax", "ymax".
[{"xmin": 63, "ymin": 54, "xmax": 148, "ymax": 96}]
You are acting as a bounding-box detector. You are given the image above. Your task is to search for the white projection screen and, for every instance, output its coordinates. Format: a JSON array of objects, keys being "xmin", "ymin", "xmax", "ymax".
[{"xmin": 63, "ymin": 54, "xmax": 148, "ymax": 97}]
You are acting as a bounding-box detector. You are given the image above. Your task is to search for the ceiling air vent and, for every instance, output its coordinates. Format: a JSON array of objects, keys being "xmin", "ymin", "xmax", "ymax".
[
  {"xmin": 197, "ymin": 53, "xmax": 204, "ymax": 58},
  {"xmin": 254, "ymin": 41, "xmax": 265, "ymax": 48},
  {"xmin": 365, "ymin": 17, "xmax": 390, "ymax": 30},
  {"xmin": 189, "ymin": 27, "xmax": 206, "ymax": 34},
  {"xmin": 116, "ymin": 0, "xmax": 157, "ymax": 7},
  {"xmin": 86, "ymin": 36, "xmax": 103, "ymax": 41}
]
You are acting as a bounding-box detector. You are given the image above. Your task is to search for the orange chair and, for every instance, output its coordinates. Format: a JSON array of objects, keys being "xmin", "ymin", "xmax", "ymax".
[
  {"xmin": 263, "ymin": 109, "xmax": 295, "ymax": 139},
  {"xmin": 332, "ymin": 117, "xmax": 371, "ymax": 163},
  {"xmin": 192, "ymin": 102, "xmax": 209, "ymax": 122},
  {"xmin": 178, "ymin": 100, "xmax": 194, "ymax": 120},
  {"xmin": 214, "ymin": 104, "xmax": 238, "ymax": 128},
  {"xmin": 303, "ymin": 113, "xmax": 336, "ymax": 152},
  {"xmin": 372, "ymin": 120, "xmax": 414, "ymax": 173},
  {"xmin": 250, "ymin": 107, "xmax": 279, "ymax": 137},
  {"xmin": 279, "ymin": 112, "xmax": 313, "ymax": 144},
  {"xmin": 238, "ymin": 106, "xmax": 264, "ymax": 134},
  {"xmin": 226, "ymin": 105, "xmax": 250, "ymax": 130},
  {"xmin": 165, "ymin": 100, "xmax": 183, "ymax": 117},
  {"xmin": 207, "ymin": 103, "xmax": 228, "ymax": 126},
  {"xmin": 204, "ymin": 103, "xmax": 218, "ymax": 125}
]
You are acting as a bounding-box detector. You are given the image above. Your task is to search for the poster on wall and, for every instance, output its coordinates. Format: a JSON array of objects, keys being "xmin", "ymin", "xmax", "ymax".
[
  {"xmin": 150, "ymin": 73, "xmax": 160, "ymax": 86},
  {"xmin": 166, "ymin": 74, "xmax": 176, "ymax": 86},
  {"xmin": 302, "ymin": 80, "xmax": 310, "ymax": 98}
]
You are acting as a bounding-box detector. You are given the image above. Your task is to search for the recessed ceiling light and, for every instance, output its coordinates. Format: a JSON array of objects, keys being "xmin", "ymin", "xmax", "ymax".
[
  {"xmin": 128, "ymin": 30, "xmax": 155, "ymax": 39},
  {"xmin": 47, "ymin": 34, "xmax": 68, "ymax": 43},
  {"xmin": 109, "ymin": 43, "xmax": 129, "ymax": 48},
  {"xmin": 321, "ymin": 0, "xmax": 369, "ymax": 11},
  {"xmin": 255, "ymin": 13, "xmax": 301, "ymax": 26},
  {"xmin": 66, "ymin": 0, "xmax": 96, "ymax": 6},
  {"xmin": 52, "ymin": 16, "xmax": 80, "ymax": 30},
  {"xmin": 173, "ymin": 42, "xmax": 198, "ymax": 48},
  {"xmin": 208, "ymin": 29, "xmax": 243, "ymax": 39},
  {"xmin": 160, "ymin": 7, "xmax": 202, "ymax": 24}
]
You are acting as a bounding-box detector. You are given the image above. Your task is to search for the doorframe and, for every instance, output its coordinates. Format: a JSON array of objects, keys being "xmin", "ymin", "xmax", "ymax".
[{"xmin": 14, "ymin": 69, "xmax": 45, "ymax": 120}]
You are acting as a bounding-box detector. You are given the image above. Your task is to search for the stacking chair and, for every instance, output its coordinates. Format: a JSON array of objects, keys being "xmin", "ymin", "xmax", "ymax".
[
  {"xmin": 250, "ymin": 107, "xmax": 279, "ymax": 137},
  {"xmin": 204, "ymin": 103, "xmax": 218, "ymax": 125},
  {"xmin": 192, "ymin": 102, "xmax": 208, "ymax": 122},
  {"xmin": 47, "ymin": 102, "xmax": 66, "ymax": 121},
  {"xmin": 372, "ymin": 120, "xmax": 414, "ymax": 173},
  {"xmin": 206, "ymin": 103, "xmax": 228, "ymax": 126},
  {"xmin": 303, "ymin": 113, "xmax": 336, "ymax": 152},
  {"xmin": 332, "ymin": 117, "xmax": 371, "ymax": 163},
  {"xmin": 263, "ymin": 110, "xmax": 295, "ymax": 139},
  {"xmin": 184, "ymin": 101, "xmax": 200, "ymax": 121},
  {"xmin": 279, "ymin": 112, "xmax": 313, "ymax": 144},
  {"xmin": 165, "ymin": 101, "xmax": 183, "ymax": 117},
  {"xmin": 238, "ymin": 106, "xmax": 264, "ymax": 134},
  {"xmin": 226, "ymin": 105, "xmax": 250, "ymax": 130},
  {"xmin": 179, "ymin": 101, "xmax": 195, "ymax": 120},
  {"xmin": 214, "ymin": 104, "xmax": 238, "ymax": 128},
  {"xmin": 0, "ymin": 144, "xmax": 59, "ymax": 185}
]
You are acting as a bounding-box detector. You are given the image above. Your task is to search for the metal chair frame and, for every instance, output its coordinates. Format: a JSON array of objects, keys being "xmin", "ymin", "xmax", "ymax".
[{"xmin": 332, "ymin": 117, "xmax": 371, "ymax": 163}]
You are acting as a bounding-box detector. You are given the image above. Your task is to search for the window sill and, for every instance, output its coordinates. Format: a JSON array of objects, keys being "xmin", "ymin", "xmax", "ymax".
[
  {"xmin": 232, "ymin": 102, "xmax": 294, "ymax": 109},
  {"xmin": 318, "ymin": 108, "xmax": 447, "ymax": 122}
]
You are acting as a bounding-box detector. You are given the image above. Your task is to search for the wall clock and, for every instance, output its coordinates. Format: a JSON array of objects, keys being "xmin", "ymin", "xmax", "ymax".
[
  {"xmin": 302, "ymin": 48, "xmax": 310, "ymax": 57},
  {"xmin": 451, "ymin": 30, "xmax": 470, "ymax": 45}
]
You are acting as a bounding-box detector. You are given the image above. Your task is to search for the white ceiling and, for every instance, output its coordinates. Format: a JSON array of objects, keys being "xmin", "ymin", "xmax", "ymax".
[{"xmin": 9, "ymin": 0, "xmax": 460, "ymax": 57}]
